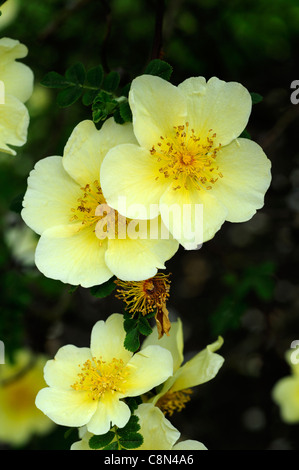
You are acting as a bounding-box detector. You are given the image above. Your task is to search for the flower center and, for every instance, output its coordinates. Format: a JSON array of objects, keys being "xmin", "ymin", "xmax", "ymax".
[
  {"xmin": 156, "ymin": 388, "xmax": 193, "ymax": 416},
  {"xmin": 70, "ymin": 180, "xmax": 128, "ymax": 238},
  {"xmin": 71, "ymin": 357, "xmax": 129, "ymax": 400},
  {"xmin": 150, "ymin": 123, "xmax": 223, "ymax": 191}
]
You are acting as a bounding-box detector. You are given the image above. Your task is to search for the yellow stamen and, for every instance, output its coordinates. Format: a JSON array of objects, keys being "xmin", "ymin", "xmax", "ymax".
[
  {"xmin": 156, "ymin": 388, "xmax": 193, "ymax": 416},
  {"xmin": 71, "ymin": 357, "xmax": 129, "ymax": 400},
  {"xmin": 151, "ymin": 124, "xmax": 222, "ymax": 191}
]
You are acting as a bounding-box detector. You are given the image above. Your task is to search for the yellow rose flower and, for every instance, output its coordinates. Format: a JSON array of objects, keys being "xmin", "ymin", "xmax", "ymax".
[
  {"xmin": 100, "ymin": 75, "xmax": 271, "ymax": 248},
  {"xmin": 21, "ymin": 118, "xmax": 178, "ymax": 288},
  {"xmin": 141, "ymin": 319, "xmax": 224, "ymax": 416},
  {"xmin": 0, "ymin": 37, "xmax": 33, "ymax": 155},
  {"xmin": 0, "ymin": 349, "xmax": 54, "ymax": 446},
  {"xmin": 272, "ymin": 349, "xmax": 299, "ymax": 423},
  {"xmin": 35, "ymin": 314, "xmax": 173, "ymax": 435},
  {"xmin": 71, "ymin": 403, "xmax": 207, "ymax": 450}
]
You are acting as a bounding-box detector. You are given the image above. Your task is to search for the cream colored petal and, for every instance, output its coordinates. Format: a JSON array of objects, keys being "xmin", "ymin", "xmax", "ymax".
[
  {"xmin": 159, "ymin": 184, "xmax": 227, "ymax": 248},
  {"xmin": 90, "ymin": 314, "xmax": 132, "ymax": 364},
  {"xmin": 272, "ymin": 376, "xmax": 299, "ymax": 423},
  {"xmin": 0, "ymin": 94, "xmax": 29, "ymax": 154},
  {"xmin": 21, "ymin": 156, "xmax": 81, "ymax": 235},
  {"xmin": 173, "ymin": 440, "xmax": 207, "ymax": 450},
  {"xmin": 35, "ymin": 387, "xmax": 97, "ymax": 428},
  {"xmin": 1, "ymin": 61, "xmax": 34, "ymax": 103},
  {"xmin": 125, "ymin": 345, "xmax": 173, "ymax": 396},
  {"xmin": 87, "ymin": 393, "xmax": 131, "ymax": 435},
  {"xmin": 210, "ymin": 138, "xmax": 272, "ymax": 222},
  {"xmin": 178, "ymin": 76, "xmax": 252, "ymax": 147},
  {"xmin": 43, "ymin": 345, "xmax": 92, "ymax": 389},
  {"xmin": 135, "ymin": 403, "xmax": 180, "ymax": 450},
  {"xmin": 141, "ymin": 319, "xmax": 184, "ymax": 373},
  {"xmin": 105, "ymin": 226, "xmax": 178, "ymax": 281},
  {"xmin": 170, "ymin": 337, "xmax": 224, "ymax": 393},
  {"xmin": 63, "ymin": 118, "xmax": 137, "ymax": 186},
  {"xmin": 129, "ymin": 74, "xmax": 187, "ymax": 149},
  {"xmin": 101, "ymin": 143, "xmax": 170, "ymax": 219},
  {"xmin": 35, "ymin": 224, "xmax": 112, "ymax": 288},
  {"xmin": 0, "ymin": 37, "xmax": 28, "ymax": 64}
]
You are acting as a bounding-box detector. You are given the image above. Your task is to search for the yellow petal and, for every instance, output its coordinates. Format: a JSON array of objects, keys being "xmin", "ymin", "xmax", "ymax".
[
  {"xmin": 211, "ymin": 138, "xmax": 272, "ymax": 222},
  {"xmin": 178, "ymin": 76, "xmax": 252, "ymax": 147},
  {"xmin": 43, "ymin": 345, "xmax": 92, "ymax": 389},
  {"xmin": 35, "ymin": 387, "xmax": 97, "ymax": 428},
  {"xmin": 90, "ymin": 314, "xmax": 132, "ymax": 364},
  {"xmin": 159, "ymin": 184, "xmax": 227, "ymax": 248},
  {"xmin": 63, "ymin": 118, "xmax": 137, "ymax": 187},
  {"xmin": 142, "ymin": 319, "xmax": 184, "ymax": 373},
  {"xmin": 173, "ymin": 440, "xmax": 207, "ymax": 450},
  {"xmin": 101, "ymin": 143, "xmax": 170, "ymax": 220},
  {"xmin": 1, "ymin": 61, "xmax": 34, "ymax": 103},
  {"xmin": 35, "ymin": 224, "xmax": 112, "ymax": 288},
  {"xmin": 105, "ymin": 225, "xmax": 178, "ymax": 281},
  {"xmin": 0, "ymin": 37, "xmax": 28, "ymax": 65},
  {"xmin": 87, "ymin": 393, "xmax": 131, "ymax": 435},
  {"xmin": 21, "ymin": 156, "xmax": 81, "ymax": 235},
  {"xmin": 272, "ymin": 376, "xmax": 299, "ymax": 423},
  {"xmin": 135, "ymin": 403, "xmax": 180, "ymax": 450},
  {"xmin": 129, "ymin": 74, "xmax": 187, "ymax": 149},
  {"xmin": 125, "ymin": 345, "xmax": 173, "ymax": 396},
  {"xmin": 0, "ymin": 94, "xmax": 29, "ymax": 154}
]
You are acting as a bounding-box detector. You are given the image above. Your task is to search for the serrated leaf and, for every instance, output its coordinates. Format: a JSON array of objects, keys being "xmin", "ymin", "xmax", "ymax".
[
  {"xmin": 119, "ymin": 100, "xmax": 132, "ymax": 122},
  {"xmin": 138, "ymin": 317, "xmax": 153, "ymax": 336},
  {"xmin": 56, "ymin": 86, "xmax": 82, "ymax": 108},
  {"xmin": 89, "ymin": 431, "xmax": 115, "ymax": 449},
  {"xmin": 125, "ymin": 397, "xmax": 142, "ymax": 413},
  {"xmin": 144, "ymin": 59, "xmax": 173, "ymax": 81},
  {"xmin": 41, "ymin": 71, "xmax": 71, "ymax": 88},
  {"xmin": 92, "ymin": 90, "xmax": 118, "ymax": 122},
  {"xmin": 102, "ymin": 70, "xmax": 120, "ymax": 92},
  {"xmin": 65, "ymin": 63, "xmax": 86, "ymax": 85},
  {"xmin": 90, "ymin": 277, "xmax": 116, "ymax": 298},
  {"xmin": 118, "ymin": 415, "xmax": 140, "ymax": 435},
  {"xmin": 124, "ymin": 326, "xmax": 140, "ymax": 352},
  {"xmin": 113, "ymin": 106, "xmax": 125, "ymax": 124},
  {"xmin": 250, "ymin": 92, "xmax": 263, "ymax": 104},
  {"xmin": 119, "ymin": 432, "xmax": 144, "ymax": 449},
  {"xmin": 103, "ymin": 441, "xmax": 119, "ymax": 450},
  {"xmin": 86, "ymin": 65, "xmax": 104, "ymax": 88},
  {"xmin": 82, "ymin": 89, "xmax": 99, "ymax": 106}
]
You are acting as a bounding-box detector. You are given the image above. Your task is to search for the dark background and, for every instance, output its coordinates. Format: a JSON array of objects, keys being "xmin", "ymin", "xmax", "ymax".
[{"xmin": 1, "ymin": 0, "xmax": 299, "ymax": 450}]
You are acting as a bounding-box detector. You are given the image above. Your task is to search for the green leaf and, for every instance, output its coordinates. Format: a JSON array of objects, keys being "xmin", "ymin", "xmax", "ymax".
[
  {"xmin": 113, "ymin": 106, "xmax": 125, "ymax": 124},
  {"xmin": 119, "ymin": 99, "xmax": 132, "ymax": 122},
  {"xmin": 89, "ymin": 431, "xmax": 115, "ymax": 449},
  {"xmin": 82, "ymin": 89, "xmax": 98, "ymax": 106},
  {"xmin": 239, "ymin": 129, "xmax": 251, "ymax": 139},
  {"xmin": 138, "ymin": 317, "xmax": 153, "ymax": 336},
  {"xmin": 144, "ymin": 59, "xmax": 173, "ymax": 81},
  {"xmin": 102, "ymin": 71, "xmax": 120, "ymax": 92},
  {"xmin": 250, "ymin": 92, "xmax": 263, "ymax": 104},
  {"xmin": 125, "ymin": 397, "xmax": 142, "ymax": 413},
  {"xmin": 41, "ymin": 71, "xmax": 71, "ymax": 89},
  {"xmin": 124, "ymin": 326, "xmax": 140, "ymax": 352},
  {"xmin": 56, "ymin": 86, "xmax": 82, "ymax": 108},
  {"xmin": 65, "ymin": 63, "xmax": 86, "ymax": 85},
  {"xmin": 118, "ymin": 415, "xmax": 140, "ymax": 435},
  {"xmin": 92, "ymin": 90, "xmax": 118, "ymax": 122},
  {"xmin": 86, "ymin": 65, "xmax": 104, "ymax": 88},
  {"xmin": 90, "ymin": 277, "xmax": 116, "ymax": 298},
  {"xmin": 119, "ymin": 432, "xmax": 144, "ymax": 449},
  {"xmin": 103, "ymin": 441, "xmax": 119, "ymax": 450}
]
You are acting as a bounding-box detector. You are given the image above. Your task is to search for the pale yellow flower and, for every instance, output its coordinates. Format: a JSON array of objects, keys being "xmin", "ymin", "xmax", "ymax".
[
  {"xmin": 71, "ymin": 403, "xmax": 207, "ymax": 450},
  {"xmin": 0, "ymin": 0, "xmax": 20, "ymax": 30},
  {"xmin": 21, "ymin": 119, "xmax": 178, "ymax": 288},
  {"xmin": 141, "ymin": 319, "xmax": 224, "ymax": 416},
  {"xmin": 0, "ymin": 349, "xmax": 54, "ymax": 446},
  {"xmin": 0, "ymin": 37, "xmax": 33, "ymax": 154},
  {"xmin": 35, "ymin": 314, "xmax": 173, "ymax": 435},
  {"xmin": 272, "ymin": 349, "xmax": 299, "ymax": 423},
  {"xmin": 100, "ymin": 75, "xmax": 271, "ymax": 248}
]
